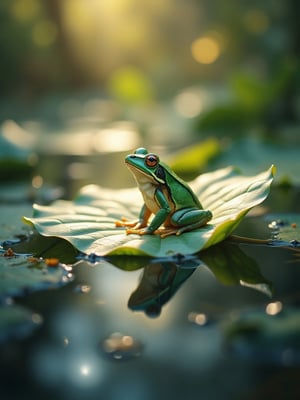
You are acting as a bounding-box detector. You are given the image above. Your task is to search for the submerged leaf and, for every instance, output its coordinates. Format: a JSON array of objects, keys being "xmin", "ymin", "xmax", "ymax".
[{"xmin": 23, "ymin": 165, "xmax": 275, "ymax": 257}]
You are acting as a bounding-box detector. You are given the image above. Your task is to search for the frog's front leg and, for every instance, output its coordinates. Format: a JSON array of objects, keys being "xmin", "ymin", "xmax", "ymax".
[
  {"xmin": 122, "ymin": 189, "xmax": 171, "ymax": 236},
  {"xmin": 160, "ymin": 208, "xmax": 212, "ymax": 238},
  {"xmin": 115, "ymin": 204, "xmax": 151, "ymax": 231}
]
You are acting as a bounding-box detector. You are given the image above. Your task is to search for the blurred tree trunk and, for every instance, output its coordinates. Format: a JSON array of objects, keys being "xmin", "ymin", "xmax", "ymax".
[
  {"xmin": 283, "ymin": 0, "xmax": 300, "ymax": 123},
  {"xmin": 290, "ymin": 0, "xmax": 300, "ymax": 54},
  {"xmin": 45, "ymin": 0, "xmax": 88, "ymax": 88}
]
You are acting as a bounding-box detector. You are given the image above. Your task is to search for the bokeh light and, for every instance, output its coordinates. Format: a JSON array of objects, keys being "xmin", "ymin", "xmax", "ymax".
[
  {"xmin": 191, "ymin": 36, "xmax": 221, "ymax": 65},
  {"xmin": 108, "ymin": 66, "xmax": 155, "ymax": 104},
  {"xmin": 244, "ymin": 9, "xmax": 270, "ymax": 35},
  {"xmin": 188, "ymin": 312, "xmax": 208, "ymax": 326},
  {"xmin": 92, "ymin": 124, "xmax": 140, "ymax": 153},
  {"xmin": 174, "ymin": 90, "xmax": 204, "ymax": 118},
  {"xmin": 266, "ymin": 301, "xmax": 283, "ymax": 316}
]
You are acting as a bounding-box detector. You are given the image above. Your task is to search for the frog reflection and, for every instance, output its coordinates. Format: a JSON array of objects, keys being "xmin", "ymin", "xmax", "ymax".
[{"xmin": 128, "ymin": 261, "xmax": 197, "ymax": 318}]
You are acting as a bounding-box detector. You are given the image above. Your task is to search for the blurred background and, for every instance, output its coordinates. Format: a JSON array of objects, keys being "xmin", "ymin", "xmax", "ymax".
[
  {"xmin": 1, "ymin": 3, "xmax": 300, "ymax": 399},
  {"xmin": 0, "ymin": 0, "xmax": 300, "ymax": 194}
]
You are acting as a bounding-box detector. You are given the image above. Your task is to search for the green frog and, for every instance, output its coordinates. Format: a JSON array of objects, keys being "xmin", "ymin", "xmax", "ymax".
[{"xmin": 116, "ymin": 148, "xmax": 212, "ymax": 238}]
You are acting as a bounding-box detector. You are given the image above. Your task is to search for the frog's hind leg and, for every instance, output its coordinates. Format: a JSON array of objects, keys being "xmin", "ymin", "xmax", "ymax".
[
  {"xmin": 159, "ymin": 209, "xmax": 213, "ymax": 238},
  {"xmin": 174, "ymin": 217, "xmax": 211, "ymax": 236}
]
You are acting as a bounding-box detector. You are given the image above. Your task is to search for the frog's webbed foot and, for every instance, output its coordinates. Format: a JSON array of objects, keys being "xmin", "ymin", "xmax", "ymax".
[
  {"xmin": 115, "ymin": 217, "xmax": 139, "ymax": 228},
  {"xmin": 126, "ymin": 227, "xmax": 176, "ymax": 237},
  {"xmin": 156, "ymin": 215, "xmax": 212, "ymax": 238},
  {"xmin": 115, "ymin": 217, "xmax": 149, "ymax": 235},
  {"xmin": 155, "ymin": 227, "xmax": 181, "ymax": 238},
  {"xmin": 125, "ymin": 227, "xmax": 152, "ymax": 236}
]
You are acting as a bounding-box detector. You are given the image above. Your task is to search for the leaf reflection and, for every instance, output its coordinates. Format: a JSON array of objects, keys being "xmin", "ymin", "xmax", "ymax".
[
  {"xmin": 201, "ymin": 242, "xmax": 273, "ymax": 297},
  {"xmin": 108, "ymin": 242, "xmax": 272, "ymax": 317}
]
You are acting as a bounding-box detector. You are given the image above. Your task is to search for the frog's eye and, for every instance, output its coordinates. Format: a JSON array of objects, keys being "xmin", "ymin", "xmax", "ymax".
[{"xmin": 145, "ymin": 154, "xmax": 159, "ymax": 168}]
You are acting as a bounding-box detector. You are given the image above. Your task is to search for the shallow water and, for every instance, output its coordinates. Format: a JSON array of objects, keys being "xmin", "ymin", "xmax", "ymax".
[{"xmin": 1, "ymin": 178, "xmax": 300, "ymax": 400}]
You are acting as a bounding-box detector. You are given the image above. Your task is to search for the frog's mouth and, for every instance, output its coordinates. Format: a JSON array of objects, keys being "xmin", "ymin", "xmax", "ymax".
[{"xmin": 125, "ymin": 161, "xmax": 165, "ymax": 185}]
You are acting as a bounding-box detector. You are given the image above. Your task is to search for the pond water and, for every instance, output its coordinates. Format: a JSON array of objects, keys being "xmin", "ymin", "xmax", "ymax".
[{"xmin": 1, "ymin": 154, "xmax": 300, "ymax": 400}]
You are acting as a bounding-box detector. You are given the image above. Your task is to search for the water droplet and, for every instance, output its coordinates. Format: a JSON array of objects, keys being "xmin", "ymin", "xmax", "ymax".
[
  {"xmin": 74, "ymin": 284, "xmax": 92, "ymax": 294},
  {"xmin": 62, "ymin": 273, "xmax": 73, "ymax": 283},
  {"xmin": 266, "ymin": 301, "xmax": 283, "ymax": 316},
  {"xmin": 188, "ymin": 311, "xmax": 209, "ymax": 326},
  {"xmin": 268, "ymin": 220, "xmax": 281, "ymax": 240},
  {"xmin": 31, "ymin": 313, "xmax": 43, "ymax": 325},
  {"xmin": 101, "ymin": 332, "xmax": 143, "ymax": 360}
]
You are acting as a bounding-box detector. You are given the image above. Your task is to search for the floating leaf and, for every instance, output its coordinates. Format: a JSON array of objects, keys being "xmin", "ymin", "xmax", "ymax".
[
  {"xmin": 5, "ymin": 232, "xmax": 79, "ymax": 264},
  {"xmin": 0, "ymin": 253, "xmax": 73, "ymax": 298},
  {"xmin": 23, "ymin": 165, "xmax": 275, "ymax": 257}
]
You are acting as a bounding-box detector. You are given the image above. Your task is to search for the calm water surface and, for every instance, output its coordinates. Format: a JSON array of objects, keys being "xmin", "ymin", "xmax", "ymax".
[{"xmin": 1, "ymin": 158, "xmax": 300, "ymax": 400}]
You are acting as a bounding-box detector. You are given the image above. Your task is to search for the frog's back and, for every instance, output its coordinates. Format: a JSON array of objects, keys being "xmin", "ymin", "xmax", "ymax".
[{"xmin": 163, "ymin": 166, "xmax": 203, "ymax": 209}]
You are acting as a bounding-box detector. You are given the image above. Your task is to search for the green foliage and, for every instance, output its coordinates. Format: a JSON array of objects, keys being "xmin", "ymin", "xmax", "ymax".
[
  {"xmin": 211, "ymin": 137, "xmax": 300, "ymax": 185},
  {"xmin": 168, "ymin": 138, "xmax": 221, "ymax": 177},
  {"xmin": 195, "ymin": 62, "xmax": 296, "ymax": 135}
]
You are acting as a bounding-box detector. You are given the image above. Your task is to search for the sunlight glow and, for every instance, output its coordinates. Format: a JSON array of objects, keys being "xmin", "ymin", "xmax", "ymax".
[
  {"xmin": 174, "ymin": 90, "xmax": 204, "ymax": 118},
  {"xmin": 70, "ymin": 356, "xmax": 104, "ymax": 386},
  {"xmin": 92, "ymin": 125, "xmax": 139, "ymax": 152},
  {"xmin": 80, "ymin": 365, "xmax": 90, "ymax": 376},
  {"xmin": 191, "ymin": 36, "xmax": 221, "ymax": 64},
  {"xmin": 108, "ymin": 67, "xmax": 154, "ymax": 103}
]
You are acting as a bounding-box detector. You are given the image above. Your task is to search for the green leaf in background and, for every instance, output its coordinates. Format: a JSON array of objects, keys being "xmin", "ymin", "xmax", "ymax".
[
  {"xmin": 212, "ymin": 137, "xmax": 300, "ymax": 185},
  {"xmin": 23, "ymin": 165, "xmax": 275, "ymax": 257},
  {"xmin": 0, "ymin": 120, "xmax": 35, "ymax": 181},
  {"xmin": 167, "ymin": 138, "xmax": 221, "ymax": 177}
]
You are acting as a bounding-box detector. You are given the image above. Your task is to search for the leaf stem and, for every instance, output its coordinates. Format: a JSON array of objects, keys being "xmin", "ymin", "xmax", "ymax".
[{"xmin": 228, "ymin": 235, "xmax": 272, "ymax": 245}]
